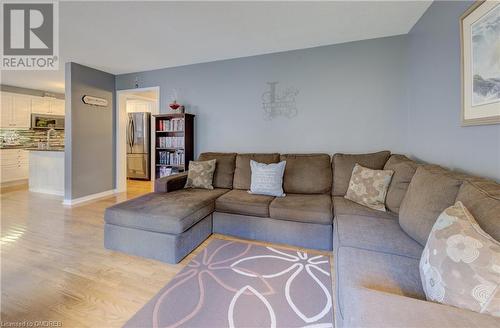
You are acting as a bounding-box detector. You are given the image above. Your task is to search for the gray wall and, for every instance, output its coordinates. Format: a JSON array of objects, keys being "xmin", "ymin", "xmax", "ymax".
[
  {"xmin": 115, "ymin": 2, "xmax": 499, "ymax": 182},
  {"xmin": 407, "ymin": 1, "xmax": 500, "ymax": 181},
  {"xmin": 116, "ymin": 36, "xmax": 409, "ymax": 156},
  {"xmin": 65, "ymin": 62, "xmax": 115, "ymax": 200}
]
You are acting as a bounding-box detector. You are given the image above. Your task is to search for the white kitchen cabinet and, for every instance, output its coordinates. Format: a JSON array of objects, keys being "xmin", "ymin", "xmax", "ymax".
[
  {"xmin": 1, "ymin": 92, "xmax": 64, "ymax": 129},
  {"xmin": 51, "ymin": 99, "xmax": 65, "ymax": 115},
  {"xmin": 31, "ymin": 97, "xmax": 52, "ymax": 114},
  {"xmin": 12, "ymin": 95, "xmax": 31, "ymax": 127},
  {"xmin": 0, "ymin": 149, "xmax": 29, "ymax": 183},
  {"xmin": 0, "ymin": 92, "xmax": 31, "ymax": 128},
  {"xmin": 1, "ymin": 93, "xmax": 13, "ymax": 128},
  {"xmin": 2, "ymin": 164, "xmax": 29, "ymax": 182},
  {"xmin": 31, "ymin": 96, "xmax": 65, "ymax": 115}
]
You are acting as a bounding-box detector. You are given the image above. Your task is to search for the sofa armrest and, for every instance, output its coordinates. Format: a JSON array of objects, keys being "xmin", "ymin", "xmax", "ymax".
[
  {"xmin": 343, "ymin": 287, "xmax": 500, "ymax": 328},
  {"xmin": 154, "ymin": 172, "xmax": 188, "ymax": 193}
]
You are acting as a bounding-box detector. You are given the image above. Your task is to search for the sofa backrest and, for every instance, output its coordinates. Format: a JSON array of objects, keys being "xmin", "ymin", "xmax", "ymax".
[
  {"xmin": 280, "ymin": 154, "xmax": 332, "ymax": 194},
  {"xmin": 456, "ymin": 177, "xmax": 500, "ymax": 242},
  {"xmin": 332, "ymin": 151, "xmax": 391, "ymax": 196},
  {"xmin": 383, "ymin": 154, "xmax": 419, "ymax": 214},
  {"xmin": 198, "ymin": 152, "xmax": 237, "ymax": 189},
  {"xmin": 399, "ymin": 165, "xmax": 463, "ymax": 245},
  {"xmin": 233, "ymin": 153, "xmax": 281, "ymax": 190}
]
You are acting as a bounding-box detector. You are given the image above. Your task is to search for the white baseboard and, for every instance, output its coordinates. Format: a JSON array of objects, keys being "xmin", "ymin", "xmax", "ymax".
[
  {"xmin": 1, "ymin": 179, "xmax": 28, "ymax": 188},
  {"xmin": 29, "ymin": 187, "xmax": 64, "ymax": 196},
  {"xmin": 63, "ymin": 189, "xmax": 116, "ymax": 206}
]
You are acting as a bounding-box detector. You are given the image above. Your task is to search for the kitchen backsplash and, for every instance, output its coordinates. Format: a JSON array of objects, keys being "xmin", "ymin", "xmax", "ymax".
[{"xmin": 0, "ymin": 129, "xmax": 65, "ymax": 148}]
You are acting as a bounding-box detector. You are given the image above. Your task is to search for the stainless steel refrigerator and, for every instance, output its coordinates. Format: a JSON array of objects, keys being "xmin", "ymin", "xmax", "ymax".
[{"xmin": 127, "ymin": 112, "xmax": 151, "ymax": 180}]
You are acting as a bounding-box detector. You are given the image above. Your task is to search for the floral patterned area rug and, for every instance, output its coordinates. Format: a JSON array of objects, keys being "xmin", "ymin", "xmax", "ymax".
[{"xmin": 124, "ymin": 238, "xmax": 334, "ymax": 328}]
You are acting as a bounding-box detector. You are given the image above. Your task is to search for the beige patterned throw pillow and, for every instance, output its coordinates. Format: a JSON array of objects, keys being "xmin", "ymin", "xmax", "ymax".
[
  {"xmin": 420, "ymin": 201, "xmax": 500, "ymax": 317},
  {"xmin": 184, "ymin": 159, "xmax": 217, "ymax": 190},
  {"xmin": 345, "ymin": 163, "xmax": 394, "ymax": 211}
]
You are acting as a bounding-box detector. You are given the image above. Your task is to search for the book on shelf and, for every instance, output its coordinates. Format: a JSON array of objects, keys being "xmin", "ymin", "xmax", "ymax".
[
  {"xmin": 158, "ymin": 136, "xmax": 184, "ymax": 148},
  {"xmin": 158, "ymin": 166, "xmax": 181, "ymax": 178},
  {"xmin": 158, "ymin": 117, "xmax": 185, "ymax": 132},
  {"xmin": 158, "ymin": 150, "xmax": 185, "ymax": 165}
]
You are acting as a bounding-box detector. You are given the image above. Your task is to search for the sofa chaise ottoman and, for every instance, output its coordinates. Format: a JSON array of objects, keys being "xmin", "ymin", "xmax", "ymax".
[{"xmin": 104, "ymin": 186, "xmax": 228, "ymax": 263}]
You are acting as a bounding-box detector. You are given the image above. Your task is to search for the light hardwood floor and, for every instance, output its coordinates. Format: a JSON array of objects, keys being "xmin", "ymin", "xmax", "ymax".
[{"xmin": 1, "ymin": 180, "xmax": 331, "ymax": 327}]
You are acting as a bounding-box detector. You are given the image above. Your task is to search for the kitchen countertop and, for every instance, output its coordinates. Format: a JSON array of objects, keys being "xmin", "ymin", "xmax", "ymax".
[
  {"xmin": 1, "ymin": 145, "xmax": 65, "ymax": 151},
  {"xmin": 0, "ymin": 145, "xmax": 29, "ymax": 149},
  {"xmin": 25, "ymin": 147, "xmax": 65, "ymax": 152}
]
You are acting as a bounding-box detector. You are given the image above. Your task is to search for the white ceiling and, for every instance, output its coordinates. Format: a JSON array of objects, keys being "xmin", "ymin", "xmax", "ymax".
[{"xmin": 1, "ymin": 1, "xmax": 432, "ymax": 94}]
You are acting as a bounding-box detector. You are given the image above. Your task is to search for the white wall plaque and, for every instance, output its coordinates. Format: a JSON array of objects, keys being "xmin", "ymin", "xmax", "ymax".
[{"xmin": 82, "ymin": 95, "xmax": 108, "ymax": 107}]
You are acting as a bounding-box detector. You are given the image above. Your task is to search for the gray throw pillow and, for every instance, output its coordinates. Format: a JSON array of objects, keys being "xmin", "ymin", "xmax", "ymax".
[
  {"xmin": 184, "ymin": 159, "xmax": 217, "ymax": 190},
  {"xmin": 249, "ymin": 160, "xmax": 286, "ymax": 197}
]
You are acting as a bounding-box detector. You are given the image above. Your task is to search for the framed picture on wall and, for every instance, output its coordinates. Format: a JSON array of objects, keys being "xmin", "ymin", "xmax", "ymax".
[{"xmin": 460, "ymin": 1, "xmax": 500, "ymax": 126}]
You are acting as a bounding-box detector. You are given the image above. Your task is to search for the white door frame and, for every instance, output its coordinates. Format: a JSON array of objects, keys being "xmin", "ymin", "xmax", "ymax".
[{"xmin": 116, "ymin": 86, "xmax": 160, "ymax": 192}]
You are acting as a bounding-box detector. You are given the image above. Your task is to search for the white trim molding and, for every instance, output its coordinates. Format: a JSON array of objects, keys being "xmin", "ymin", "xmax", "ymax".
[
  {"xmin": 62, "ymin": 189, "xmax": 116, "ymax": 206},
  {"xmin": 30, "ymin": 188, "xmax": 64, "ymax": 197}
]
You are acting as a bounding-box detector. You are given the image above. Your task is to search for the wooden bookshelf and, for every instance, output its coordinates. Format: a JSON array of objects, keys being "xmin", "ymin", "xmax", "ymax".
[{"xmin": 153, "ymin": 113, "xmax": 194, "ymax": 179}]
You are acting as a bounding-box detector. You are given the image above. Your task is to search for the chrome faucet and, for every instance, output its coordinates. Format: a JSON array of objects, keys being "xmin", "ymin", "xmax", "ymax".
[{"xmin": 46, "ymin": 128, "xmax": 57, "ymax": 149}]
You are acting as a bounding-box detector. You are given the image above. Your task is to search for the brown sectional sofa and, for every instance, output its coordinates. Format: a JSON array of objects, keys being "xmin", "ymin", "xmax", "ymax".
[{"xmin": 104, "ymin": 151, "xmax": 500, "ymax": 327}]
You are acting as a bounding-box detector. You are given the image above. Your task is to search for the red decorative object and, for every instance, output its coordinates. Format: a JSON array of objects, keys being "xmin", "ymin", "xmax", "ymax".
[{"xmin": 169, "ymin": 100, "xmax": 180, "ymax": 110}]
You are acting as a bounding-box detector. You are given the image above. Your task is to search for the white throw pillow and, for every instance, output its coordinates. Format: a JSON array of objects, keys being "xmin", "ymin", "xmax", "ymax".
[
  {"xmin": 420, "ymin": 201, "xmax": 500, "ymax": 317},
  {"xmin": 249, "ymin": 160, "xmax": 286, "ymax": 197}
]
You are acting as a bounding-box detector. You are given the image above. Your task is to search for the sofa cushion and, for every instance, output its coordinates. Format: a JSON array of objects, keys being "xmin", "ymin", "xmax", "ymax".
[
  {"xmin": 280, "ymin": 154, "xmax": 332, "ymax": 194},
  {"xmin": 456, "ymin": 178, "xmax": 500, "ymax": 242},
  {"xmin": 198, "ymin": 152, "xmax": 237, "ymax": 189},
  {"xmin": 269, "ymin": 194, "xmax": 333, "ymax": 225},
  {"xmin": 333, "ymin": 196, "xmax": 397, "ymax": 220},
  {"xmin": 336, "ymin": 246, "xmax": 425, "ymax": 319},
  {"xmin": 334, "ymin": 214, "xmax": 423, "ymax": 259},
  {"xmin": 342, "ymin": 287, "xmax": 500, "ymax": 328},
  {"xmin": 215, "ymin": 189, "xmax": 274, "ymax": 217},
  {"xmin": 104, "ymin": 188, "xmax": 229, "ymax": 234},
  {"xmin": 399, "ymin": 165, "xmax": 463, "ymax": 245},
  {"xmin": 233, "ymin": 153, "xmax": 280, "ymax": 190},
  {"xmin": 383, "ymin": 154, "xmax": 419, "ymax": 213},
  {"xmin": 332, "ymin": 151, "xmax": 391, "ymax": 196}
]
